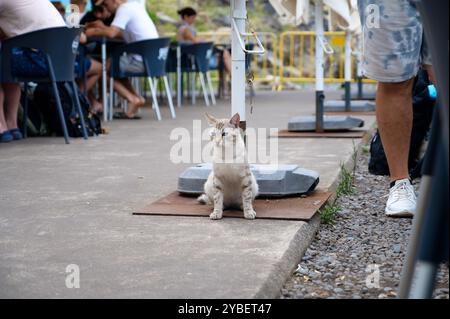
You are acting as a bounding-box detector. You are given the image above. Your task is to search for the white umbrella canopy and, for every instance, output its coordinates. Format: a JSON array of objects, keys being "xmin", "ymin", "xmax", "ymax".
[{"xmin": 268, "ymin": 0, "xmax": 361, "ymax": 33}]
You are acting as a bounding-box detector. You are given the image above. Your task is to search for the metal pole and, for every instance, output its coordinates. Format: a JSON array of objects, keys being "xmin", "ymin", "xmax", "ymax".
[
  {"xmin": 102, "ymin": 37, "xmax": 108, "ymax": 122},
  {"xmin": 315, "ymin": 0, "xmax": 325, "ymax": 132},
  {"xmin": 231, "ymin": 0, "xmax": 247, "ymax": 132},
  {"xmin": 398, "ymin": 175, "xmax": 433, "ymax": 298},
  {"xmin": 344, "ymin": 29, "xmax": 352, "ymax": 112},
  {"xmin": 356, "ymin": 34, "xmax": 364, "ymax": 99}
]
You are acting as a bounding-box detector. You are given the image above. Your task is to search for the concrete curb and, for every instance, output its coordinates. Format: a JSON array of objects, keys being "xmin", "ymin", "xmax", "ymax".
[{"xmin": 254, "ymin": 127, "xmax": 376, "ymax": 298}]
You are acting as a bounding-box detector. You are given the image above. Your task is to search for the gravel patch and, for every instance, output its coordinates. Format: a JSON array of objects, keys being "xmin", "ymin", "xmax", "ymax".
[{"xmin": 281, "ymin": 151, "xmax": 449, "ymax": 299}]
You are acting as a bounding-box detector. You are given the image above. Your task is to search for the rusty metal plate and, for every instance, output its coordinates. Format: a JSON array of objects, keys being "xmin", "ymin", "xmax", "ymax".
[
  {"xmin": 133, "ymin": 191, "xmax": 332, "ymax": 221},
  {"xmin": 272, "ymin": 130, "xmax": 367, "ymax": 139}
]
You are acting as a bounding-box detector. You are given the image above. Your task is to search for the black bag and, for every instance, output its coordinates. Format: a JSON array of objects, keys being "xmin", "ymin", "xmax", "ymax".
[
  {"xmin": 33, "ymin": 82, "xmax": 102, "ymax": 137},
  {"xmin": 369, "ymin": 69, "xmax": 436, "ymax": 179},
  {"xmin": 18, "ymin": 87, "xmax": 49, "ymax": 137}
]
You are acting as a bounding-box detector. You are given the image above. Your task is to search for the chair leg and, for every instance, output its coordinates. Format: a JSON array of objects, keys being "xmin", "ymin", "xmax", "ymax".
[
  {"xmin": 109, "ymin": 77, "xmax": 114, "ymax": 121},
  {"xmin": 46, "ymin": 56, "xmax": 69, "ymax": 144},
  {"xmin": 191, "ymin": 73, "xmax": 196, "ymax": 106},
  {"xmin": 22, "ymin": 82, "xmax": 28, "ymax": 139},
  {"xmin": 176, "ymin": 72, "xmax": 181, "ymax": 108},
  {"xmin": 206, "ymin": 72, "xmax": 216, "ymax": 105},
  {"xmin": 199, "ymin": 73, "xmax": 210, "ymax": 107},
  {"xmin": 148, "ymin": 77, "xmax": 162, "ymax": 121},
  {"xmin": 163, "ymin": 76, "xmax": 176, "ymax": 119},
  {"xmin": 71, "ymin": 82, "xmax": 88, "ymax": 140},
  {"xmin": 51, "ymin": 81, "xmax": 70, "ymax": 144}
]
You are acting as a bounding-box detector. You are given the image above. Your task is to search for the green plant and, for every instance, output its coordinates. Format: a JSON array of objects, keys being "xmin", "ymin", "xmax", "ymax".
[
  {"xmin": 336, "ymin": 163, "xmax": 354, "ymax": 197},
  {"xmin": 319, "ymin": 203, "xmax": 341, "ymax": 225},
  {"xmin": 362, "ymin": 145, "xmax": 370, "ymax": 155}
]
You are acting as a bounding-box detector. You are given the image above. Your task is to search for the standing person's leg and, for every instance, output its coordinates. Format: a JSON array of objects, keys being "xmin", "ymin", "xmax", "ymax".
[
  {"xmin": 0, "ymin": 87, "xmax": 10, "ymax": 137},
  {"xmin": 361, "ymin": 0, "xmax": 424, "ymax": 216},
  {"xmin": 376, "ymin": 79, "xmax": 414, "ymax": 182},
  {"xmin": 2, "ymin": 83, "xmax": 22, "ymax": 140}
]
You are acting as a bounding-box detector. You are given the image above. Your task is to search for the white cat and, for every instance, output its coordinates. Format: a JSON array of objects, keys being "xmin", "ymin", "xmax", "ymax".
[{"xmin": 198, "ymin": 113, "xmax": 259, "ymax": 220}]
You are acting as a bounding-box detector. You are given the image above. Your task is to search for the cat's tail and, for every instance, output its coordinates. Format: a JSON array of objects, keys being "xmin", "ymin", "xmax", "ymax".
[{"xmin": 197, "ymin": 194, "xmax": 211, "ymax": 205}]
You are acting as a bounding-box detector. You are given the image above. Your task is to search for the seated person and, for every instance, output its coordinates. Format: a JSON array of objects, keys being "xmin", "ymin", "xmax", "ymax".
[
  {"xmin": 85, "ymin": 0, "xmax": 159, "ymax": 119},
  {"xmin": 52, "ymin": 1, "xmax": 67, "ymax": 19},
  {"xmin": 176, "ymin": 7, "xmax": 232, "ymax": 78},
  {"xmin": 70, "ymin": 0, "xmax": 89, "ymax": 22},
  {"xmin": 0, "ymin": 0, "xmax": 69, "ymax": 142},
  {"xmin": 52, "ymin": 1, "xmax": 103, "ymax": 114},
  {"xmin": 80, "ymin": 0, "xmax": 115, "ymax": 26}
]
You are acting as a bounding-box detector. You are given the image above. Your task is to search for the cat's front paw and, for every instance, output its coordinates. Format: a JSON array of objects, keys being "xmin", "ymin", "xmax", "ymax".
[
  {"xmin": 210, "ymin": 210, "xmax": 223, "ymax": 220},
  {"xmin": 244, "ymin": 209, "xmax": 256, "ymax": 220}
]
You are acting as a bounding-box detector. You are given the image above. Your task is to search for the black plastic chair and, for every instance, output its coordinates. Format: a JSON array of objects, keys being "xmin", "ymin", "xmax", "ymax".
[
  {"xmin": 180, "ymin": 42, "xmax": 216, "ymax": 106},
  {"xmin": 110, "ymin": 37, "xmax": 175, "ymax": 121},
  {"xmin": 0, "ymin": 27, "xmax": 88, "ymax": 144}
]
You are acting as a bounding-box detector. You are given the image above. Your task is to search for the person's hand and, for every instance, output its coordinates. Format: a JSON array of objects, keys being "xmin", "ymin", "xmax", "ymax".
[
  {"xmin": 79, "ymin": 32, "xmax": 87, "ymax": 44},
  {"xmin": 86, "ymin": 20, "xmax": 105, "ymax": 29}
]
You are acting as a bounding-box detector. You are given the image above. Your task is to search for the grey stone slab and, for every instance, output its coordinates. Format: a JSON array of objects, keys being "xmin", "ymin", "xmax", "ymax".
[
  {"xmin": 178, "ymin": 163, "xmax": 319, "ymax": 197},
  {"xmin": 287, "ymin": 115, "xmax": 365, "ymax": 132},
  {"xmin": 324, "ymin": 100, "xmax": 375, "ymax": 112},
  {"xmin": 341, "ymin": 92, "xmax": 376, "ymax": 100}
]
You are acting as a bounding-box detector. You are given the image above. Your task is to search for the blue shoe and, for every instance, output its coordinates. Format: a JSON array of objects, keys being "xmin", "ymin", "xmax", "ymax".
[
  {"xmin": 0, "ymin": 131, "xmax": 14, "ymax": 143},
  {"xmin": 9, "ymin": 128, "xmax": 23, "ymax": 140}
]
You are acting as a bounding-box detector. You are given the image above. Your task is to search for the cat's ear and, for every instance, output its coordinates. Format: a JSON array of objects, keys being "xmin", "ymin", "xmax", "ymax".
[
  {"xmin": 230, "ymin": 113, "xmax": 240, "ymax": 128},
  {"xmin": 205, "ymin": 113, "xmax": 217, "ymax": 126}
]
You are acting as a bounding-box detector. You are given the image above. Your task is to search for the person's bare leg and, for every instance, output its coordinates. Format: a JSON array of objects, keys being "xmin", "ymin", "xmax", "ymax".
[
  {"xmin": 122, "ymin": 79, "xmax": 145, "ymax": 105},
  {"xmin": 85, "ymin": 59, "xmax": 102, "ymax": 92},
  {"xmin": 85, "ymin": 60, "xmax": 103, "ymax": 113},
  {"xmin": 0, "ymin": 87, "xmax": 7, "ymax": 133},
  {"xmin": 423, "ymin": 64, "xmax": 436, "ymax": 85},
  {"xmin": 3, "ymin": 83, "xmax": 21, "ymax": 130},
  {"xmin": 376, "ymin": 78, "xmax": 415, "ymax": 182},
  {"xmin": 113, "ymin": 79, "xmax": 141, "ymax": 117},
  {"xmin": 222, "ymin": 49, "xmax": 232, "ymax": 75}
]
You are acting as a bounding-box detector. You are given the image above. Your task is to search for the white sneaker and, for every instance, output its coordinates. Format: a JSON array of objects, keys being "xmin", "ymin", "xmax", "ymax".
[{"xmin": 385, "ymin": 178, "xmax": 417, "ymax": 217}]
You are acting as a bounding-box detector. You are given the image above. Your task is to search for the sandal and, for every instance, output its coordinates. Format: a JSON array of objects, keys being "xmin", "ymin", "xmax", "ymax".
[
  {"xmin": 9, "ymin": 128, "xmax": 23, "ymax": 140},
  {"xmin": 0, "ymin": 131, "xmax": 13, "ymax": 143},
  {"xmin": 113, "ymin": 112, "xmax": 141, "ymax": 120}
]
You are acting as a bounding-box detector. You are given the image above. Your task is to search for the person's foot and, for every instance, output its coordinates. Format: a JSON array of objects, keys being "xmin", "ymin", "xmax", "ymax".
[
  {"xmin": 89, "ymin": 98, "xmax": 103, "ymax": 114},
  {"xmin": 125, "ymin": 98, "xmax": 145, "ymax": 118},
  {"xmin": 385, "ymin": 178, "xmax": 416, "ymax": 217},
  {"xmin": 137, "ymin": 95, "xmax": 146, "ymax": 106},
  {"xmin": 112, "ymin": 111, "xmax": 141, "ymax": 120},
  {"xmin": 9, "ymin": 128, "xmax": 23, "ymax": 140},
  {"xmin": 0, "ymin": 130, "xmax": 14, "ymax": 143}
]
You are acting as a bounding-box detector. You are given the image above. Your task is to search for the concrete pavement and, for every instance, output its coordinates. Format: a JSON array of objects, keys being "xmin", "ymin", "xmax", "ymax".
[{"xmin": 0, "ymin": 90, "xmax": 376, "ymax": 298}]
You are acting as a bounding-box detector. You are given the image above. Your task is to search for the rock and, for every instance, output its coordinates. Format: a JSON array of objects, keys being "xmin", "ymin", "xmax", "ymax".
[{"xmin": 392, "ymin": 244, "xmax": 402, "ymax": 253}]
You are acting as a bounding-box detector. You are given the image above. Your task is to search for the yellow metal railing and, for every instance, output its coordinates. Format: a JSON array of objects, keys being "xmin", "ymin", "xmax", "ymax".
[
  {"xmin": 163, "ymin": 31, "xmax": 375, "ymax": 90},
  {"xmin": 277, "ymin": 31, "xmax": 375, "ymax": 90}
]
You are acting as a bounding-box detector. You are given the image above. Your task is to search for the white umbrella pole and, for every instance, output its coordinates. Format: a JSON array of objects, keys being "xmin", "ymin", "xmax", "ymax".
[
  {"xmin": 315, "ymin": 0, "xmax": 325, "ymax": 132},
  {"xmin": 231, "ymin": 0, "xmax": 247, "ymax": 131},
  {"xmin": 356, "ymin": 34, "xmax": 364, "ymax": 99},
  {"xmin": 344, "ymin": 29, "xmax": 352, "ymax": 111}
]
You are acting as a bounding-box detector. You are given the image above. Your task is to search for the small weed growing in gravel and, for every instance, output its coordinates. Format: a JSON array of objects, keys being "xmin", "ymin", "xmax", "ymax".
[
  {"xmin": 319, "ymin": 203, "xmax": 341, "ymax": 225},
  {"xmin": 336, "ymin": 164, "xmax": 355, "ymax": 196},
  {"xmin": 362, "ymin": 145, "xmax": 370, "ymax": 155}
]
